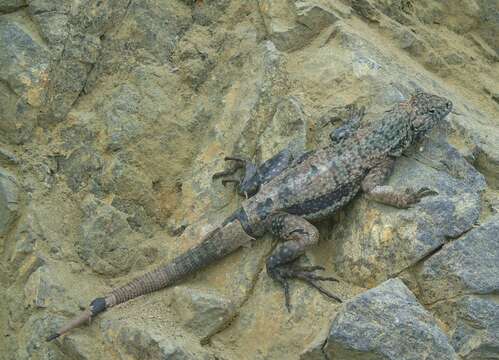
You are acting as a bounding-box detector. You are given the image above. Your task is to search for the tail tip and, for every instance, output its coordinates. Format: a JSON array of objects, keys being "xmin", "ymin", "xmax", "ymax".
[{"xmin": 46, "ymin": 333, "xmax": 60, "ymax": 342}]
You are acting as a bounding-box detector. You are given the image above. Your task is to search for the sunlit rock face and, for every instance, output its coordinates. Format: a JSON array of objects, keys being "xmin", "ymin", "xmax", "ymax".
[{"xmin": 1, "ymin": 0, "xmax": 498, "ymax": 359}]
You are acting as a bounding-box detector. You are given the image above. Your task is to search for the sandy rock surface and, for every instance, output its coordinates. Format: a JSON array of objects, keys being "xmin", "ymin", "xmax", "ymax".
[{"xmin": 1, "ymin": 1, "xmax": 498, "ymax": 359}]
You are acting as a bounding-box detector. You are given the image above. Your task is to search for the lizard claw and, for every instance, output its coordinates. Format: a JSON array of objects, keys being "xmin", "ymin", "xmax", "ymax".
[
  {"xmin": 268, "ymin": 264, "xmax": 342, "ymax": 309},
  {"xmin": 403, "ymin": 187, "xmax": 438, "ymax": 208},
  {"xmin": 288, "ymin": 266, "xmax": 342, "ymax": 302},
  {"xmin": 416, "ymin": 187, "xmax": 439, "ymax": 198},
  {"xmin": 268, "ymin": 267, "xmax": 292, "ymax": 311}
]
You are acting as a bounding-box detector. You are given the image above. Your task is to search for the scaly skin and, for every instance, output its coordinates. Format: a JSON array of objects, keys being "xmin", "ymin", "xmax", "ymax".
[{"xmin": 47, "ymin": 92, "xmax": 452, "ymax": 341}]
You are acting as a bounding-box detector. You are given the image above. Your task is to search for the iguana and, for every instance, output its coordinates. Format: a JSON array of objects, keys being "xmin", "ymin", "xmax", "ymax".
[{"xmin": 47, "ymin": 92, "xmax": 452, "ymax": 341}]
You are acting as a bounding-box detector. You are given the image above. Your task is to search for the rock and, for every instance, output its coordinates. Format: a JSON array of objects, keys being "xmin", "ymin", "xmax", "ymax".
[
  {"xmin": 461, "ymin": 122, "xmax": 499, "ymax": 190},
  {"xmin": 16, "ymin": 255, "xmax": 45, "ymax": 286},
  {"xmin": 61, "ymin": 146, "xmax": 103, "ymax": 192},
  {"xmin": 0, "ymin": 168, "xmax": 19, "ymax": 236},
  {"xmin": 432, "ymin": 296, "xmax": 499, "ymax": 360},
  {"xmin": 10, "ymin": 205, "xmax": 44, "ymax": 265},
  {"xmin": 328, "ymin": 138, "xmax": 482, "ymax": 288},
  {"xmin": 27, "ymin": 0, "xmax": 70, "ymax": 52},
  {"xmin": 173, "ymin": 25, "xmax": 219, "ymax": 90},
  {"xmin": 171, "ymin": 286, "xmax": 236, "ymax": 339},
  {"xmin": 24, "ymin": 266, "xmax": 65, "ymax": 309},
  {"xmin": 258, "ymin": 96, "xmax": 307, "ymax": 160},
  {"xmin": 76, "ymin": 195, "xmax": 138, "ymax": 275},
  {"xmin": 0, "ymin": 16, "xmax": 49, "ymax": 143},
  {"xmin": 259, "ymin": 0, "xmax": 341, "ymax": 51},
  {"xmin": 323, "ymin": 278, "xmax": 457, "ymax": 360},
  {"xmin": 59, "ymin": 334, "xmax": 106, "ymax": 360},
  {"xmin": 294, "ymin": 1, "xmax": 345, "ymax": 32},
  {"xmin": 416, "ymin": 215, "xmax": 499, "ymax": 304},
  {"xmin": 0, "ymin": 16, "xmax": 50, "ymax": 106},
  {"xmin": 351, "ymin": 0, "xmax": 381, "ymax": 23},
  {"xmin": 413, "ymin": 139, "xmax": 487, "ymax": 194},
  {"xmin": 96, "ymin": 157, "xmax": 155, "ymax": 233},
  {"xmin": 1, "ymin": 0, "xmax": 499, "ymax": 359},
  {"xmin": 101, "ymin": 319, "xmax": 213, "ymax": 360},
  {"xmin": 0, "ymin": 146, "xmax": 19, "ymax": 165},
  {"xmin": 15, "ymin": 313, "xmax": 68, "ymax": 360},
  {"xmin": 32, "ymin": 0, "xmax": 132, "ymax": 122},
  {"xmin": 87, "ymin": 0, "xmax": 191, "ymax": 78},
  {"xmin": 0, "ymin": 0, "xmax": 26, "ymax": 13},
  {"xmin": 299, "ymin": 327, "xmax": 331, "ymax": 360},
  {"xmin": 377, "ymin": 0, "xmax": 414, "ymax": 25},
  {"xmin": 97, "ymin": 83, "xmax": 145, "ymax": 151},
  {"xmin": 192, "ymin": 0, "xmax": 230, "ymax": 26}
]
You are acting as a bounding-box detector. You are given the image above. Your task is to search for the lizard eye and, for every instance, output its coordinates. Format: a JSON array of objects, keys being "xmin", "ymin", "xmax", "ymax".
[{"xmin": 428, "ymin": 108, "xmax": 436, "ymax": 114}]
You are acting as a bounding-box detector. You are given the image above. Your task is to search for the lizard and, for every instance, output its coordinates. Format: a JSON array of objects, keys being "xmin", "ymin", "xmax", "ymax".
[{"xmin": 46, "ymin": 91, "xmax": 453, "ymax": 341}]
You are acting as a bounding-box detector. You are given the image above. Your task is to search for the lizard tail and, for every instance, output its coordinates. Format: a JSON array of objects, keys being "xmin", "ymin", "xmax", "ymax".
[{"xmin": 46, "ymin": 217, "xmax": 253, "ymax": 341}]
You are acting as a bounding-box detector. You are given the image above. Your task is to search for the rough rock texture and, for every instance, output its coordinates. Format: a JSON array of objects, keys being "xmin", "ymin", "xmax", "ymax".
[
  {"xmin": 0, "ymin": 168, "xmax": 19, "ymax": 236},
  {"xmin": 1, "ymin": 0, "xmax": 498, "ymax": 359},
  {"xmin": 432, "ymin": 296, "xmax": 499, "ymax": 360},
  {"xmin": 416, "ymin": 214, "xmax": 499, "ymax": 304},
  {"xmin": 311, "ymin": 279, "xmax": 458, "ymax": 360}
]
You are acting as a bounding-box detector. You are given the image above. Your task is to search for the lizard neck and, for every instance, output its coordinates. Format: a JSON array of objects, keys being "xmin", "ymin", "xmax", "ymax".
[{"xmin": 357, "ymin": 107, "xmax": 413, "ymax": 160}]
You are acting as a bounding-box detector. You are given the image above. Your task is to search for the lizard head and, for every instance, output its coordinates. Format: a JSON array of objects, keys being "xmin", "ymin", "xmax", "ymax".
[{"xmin": 408, "ymin": 92, "xmax": 453, "ymax": 138}]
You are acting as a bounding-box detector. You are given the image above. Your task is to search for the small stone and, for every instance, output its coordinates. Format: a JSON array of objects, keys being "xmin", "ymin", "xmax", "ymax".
[
  {"xmin": 76, "ymin": 195, "xmax": 138, "ymax": 275},
  {"xmin": 16, "ymin": 313, "xmax": 67, "ymax": 360},
  {"xmin": 101, "ymin": 319, "xmax": 212, "ymax": 360},
  {"xmin": 98, "ymin": 83, "xmax": 145, "ymax": 151},
  {"xmin": 171, "ymin": 286, "xmax": 235, "ymax": 339},
  {"xmin": 61, "ymin": 146, "xmax": 103, "ymax": 192},
  {"xmin": 10, "ymin": 206, "xmax": 44, "ymax": 265},
  {"xmin": 0, "ymin": 17, "xmax": 50, "ymax": 106},
  {"xmin": 324, "ymin": 278, "xmax": 458, "ymax": 360},
  {"xmin": 0, "ymin": 168, "xmax": 19, "ymax": 236},
  {"xmin": 351, "ymin": 0, "xmax": 380, "ymax": 23},
  {"xmin": 432, "ymin": 295, "xmax": 499, "ymax": 360},
  {"xmin": 24, "ymin": 266, "xmax": 64, "ymax": 309},
  {"xmin": 0, "ymin": 0, "xmax": 26, "ymax": 13},
  {"xmin": 416, "ymin": 215, "xmax": 499, "ymax": 304},
  {"xmin": 258, "ymin": 96, "xmax": 307, "ymax": 161},
  {"xmin": 259, "ymin": 0, "xmax": 340, "ymax": 51},
  {"xmin": 16, "ymin": 254, "xmax": 45, "ymax": 284},
  {"xmin": 0, "ymin": 146, "xmax": 18, "ymax": 165}
]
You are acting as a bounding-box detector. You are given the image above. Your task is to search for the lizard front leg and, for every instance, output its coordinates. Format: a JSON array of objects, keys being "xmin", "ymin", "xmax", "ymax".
[
  {"xmin": 329, "ymin": 104, "xmax": 365, "ymax": 143},
  {"xmin": 213, "ymin": 149, "xmax": 294, "ymax": 198},
  {"xmin": 318, "ymin": 103, "xmax": 365, "ymax": 144},
  {"xmin": 362, "ymin": 157, "xmax": 438, "ymax": 208},
  {"xmin": 265, "ymin": 212, "xmax": 341, "ymax": 311}
]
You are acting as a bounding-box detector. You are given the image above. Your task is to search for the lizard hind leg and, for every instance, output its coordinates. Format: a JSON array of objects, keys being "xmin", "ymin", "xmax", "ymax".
[{"xmin": 265, "ymin": 213, "xmax": 342, "ymax": 311}]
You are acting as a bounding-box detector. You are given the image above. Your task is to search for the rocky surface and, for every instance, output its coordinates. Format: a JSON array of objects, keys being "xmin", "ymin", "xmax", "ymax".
[
  {"xmin": 432, "ymin": 295, "xmax": 499, "ymax": 360},
  {"xmin": 416, "ymin": 214, "xmax": 499, "ymax": 304},
  {"xmin": 0, "ymin": 0, "xmax": 498, "ymax": 359},
  {"xmin": 306, "ymin": 278, "xmax": 458, "ymax": 360}
]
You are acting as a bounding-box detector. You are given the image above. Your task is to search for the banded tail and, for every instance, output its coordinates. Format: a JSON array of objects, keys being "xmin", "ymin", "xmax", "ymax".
[{"xmin": 46, "ymin": 217, "xmax": 253, "ymax": 341}]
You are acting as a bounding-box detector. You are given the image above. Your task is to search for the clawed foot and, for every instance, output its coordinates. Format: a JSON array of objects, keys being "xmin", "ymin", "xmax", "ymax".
[
  {"xmin": 212, "ymin": 156, "xmax": 260, "ymax": 197},
  {"xmin": 407, "ymin": 187, "xmax": 438, "ymax": 207},
  {"xmin": 269, "ymin": 264, "xmax": 342, "ymax": 311},
  {"xmin": 212, "ymin": 157, "xmax": 247, "ymax": 179}
]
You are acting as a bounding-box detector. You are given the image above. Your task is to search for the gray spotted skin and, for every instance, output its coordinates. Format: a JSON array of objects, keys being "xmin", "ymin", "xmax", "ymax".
[
  {"xmin": 46, "ymin": 92, "xmax": 452, "ymax": 341},
  {"xmin": 242, "ymin": 93, "xmax": 452, "ymax": 231},
  {"xmin": 239, "ymin": 149, "xmax": 294, "ymax": 197}
]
